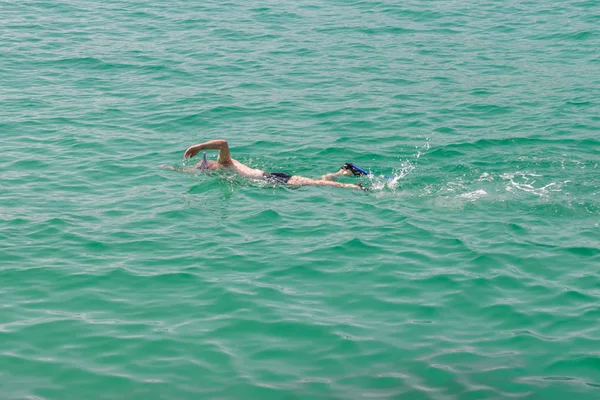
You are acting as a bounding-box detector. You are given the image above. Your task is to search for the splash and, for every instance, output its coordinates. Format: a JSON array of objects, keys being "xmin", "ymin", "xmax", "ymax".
[
  {"xmin": 416, "ymin": 137, "xmax": 431, "ymax": 160},
  {"xmin": 365, "ymin": 137, "xmax": 431, "ymax": 192},
  {"xmin": 367, "ymin": 159, "xmax": 415, "ymax": 191}
]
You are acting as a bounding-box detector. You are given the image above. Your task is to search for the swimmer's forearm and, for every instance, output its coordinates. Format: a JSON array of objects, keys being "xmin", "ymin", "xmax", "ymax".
[
  {"xmin": 185, "ymin": 140, "xmax": 232, "ymax": 165},
  {"xmin": 196, "ymin": 140, "xmax": 227, "ymax": 151},
  {"xmin": 184, "ymin": 140, "xmax": 228, "ymax": 158}
]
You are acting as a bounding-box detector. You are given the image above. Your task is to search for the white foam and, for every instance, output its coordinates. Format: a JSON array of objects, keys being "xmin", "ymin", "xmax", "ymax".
[
  {"xmin": 501, "ymin": 172, "xmax": 562, "ymax": 197},
  {"xmin": 478, "ymin": 172, "xmax": 494, "ymax": 182}
]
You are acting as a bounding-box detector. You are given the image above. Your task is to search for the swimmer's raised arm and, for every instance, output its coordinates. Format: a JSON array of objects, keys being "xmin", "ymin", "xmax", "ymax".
[{"xmin": 184, "ymin": 140, "xmax": 232, "ymax": 165}]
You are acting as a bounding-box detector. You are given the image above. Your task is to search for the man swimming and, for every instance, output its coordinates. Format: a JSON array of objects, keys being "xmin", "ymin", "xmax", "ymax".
[{"xmin": 163, "ymin": 140, "xmax": 365, "ymax": 190}]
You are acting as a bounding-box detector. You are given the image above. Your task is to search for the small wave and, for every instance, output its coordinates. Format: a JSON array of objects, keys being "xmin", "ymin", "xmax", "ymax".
[
  {"xmin": 477, "ymin": 173, "xmax": 494, "ymax": 182},
  {"xmin": 458, "ymin": 189, "xmax": 487, "ymax": 201}
]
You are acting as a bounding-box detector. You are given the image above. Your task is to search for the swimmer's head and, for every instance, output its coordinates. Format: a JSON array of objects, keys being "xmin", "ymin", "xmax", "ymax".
[{"xmin": 196, "ymin": 152, "xmax": 218, "ymax": 171}]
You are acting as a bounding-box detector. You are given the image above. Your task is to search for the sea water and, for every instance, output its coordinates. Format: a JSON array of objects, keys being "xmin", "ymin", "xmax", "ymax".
[{"xmin": 1, "ymin": 0, "xmax": 599, "ymax": 399}]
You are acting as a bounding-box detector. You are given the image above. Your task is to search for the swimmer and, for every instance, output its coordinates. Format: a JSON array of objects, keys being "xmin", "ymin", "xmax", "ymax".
[{"xmin": 163, "ymin": 140, "xmax": 365, "ymax": 190}]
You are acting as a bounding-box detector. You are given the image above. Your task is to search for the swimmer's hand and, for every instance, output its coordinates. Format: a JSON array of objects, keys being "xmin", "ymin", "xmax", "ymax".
[
  {"xmin": 184, "ymin": 144, "xmax": 202, "ymax": 159},
  {"xmin": 161, "ymin": 165, "xmax": 178, "ymax": 171}
]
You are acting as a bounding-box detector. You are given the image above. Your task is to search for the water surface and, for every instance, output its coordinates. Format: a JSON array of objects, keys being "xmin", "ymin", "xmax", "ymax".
[{"xmin": 1, "ymin": 0, "xmax": 599, "ymax": 399}]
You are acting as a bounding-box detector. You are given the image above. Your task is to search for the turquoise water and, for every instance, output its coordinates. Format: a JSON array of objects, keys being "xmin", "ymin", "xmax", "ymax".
[{"xmin": 2, "ymin": 0, "xmax": 599, "ymax": 398}]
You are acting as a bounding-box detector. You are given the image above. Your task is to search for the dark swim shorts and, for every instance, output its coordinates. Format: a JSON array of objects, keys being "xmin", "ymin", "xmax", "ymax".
[{"xmin": 264, "ymin": 172, "xmax": 292, "ymax": 184}]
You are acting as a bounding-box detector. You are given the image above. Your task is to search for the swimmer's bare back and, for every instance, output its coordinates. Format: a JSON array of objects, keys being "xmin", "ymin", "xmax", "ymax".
[{"xmin": 173, "ymin": 139, "xmax": 364, "ymax": 190}]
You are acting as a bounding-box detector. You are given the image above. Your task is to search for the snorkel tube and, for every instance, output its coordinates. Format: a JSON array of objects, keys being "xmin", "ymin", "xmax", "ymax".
[{"xmin": 197, "ymin": 152, "xmax": 209, "ymax": 170}]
